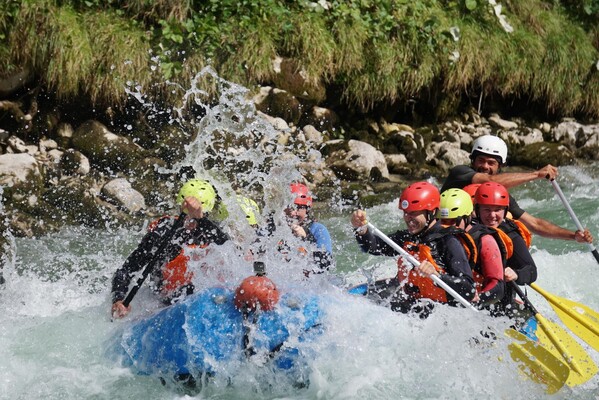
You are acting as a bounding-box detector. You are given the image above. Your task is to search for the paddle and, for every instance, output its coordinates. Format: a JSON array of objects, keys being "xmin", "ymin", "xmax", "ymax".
[
  {"xmin": 551, "ymin": 179, "xmax": 599, "ymax": 265},
  {"xmin": 530, "ymin": 283, "xmax": 599, "ymax": 354},
  {"xmin": 366, "ymin": 223, "xmax": 477, "ymax": 311},
  {"xmin": 505, "ymin": 329, "xmax": 570, "ymax": 394},
  {"xmin": 511, "ymin": 282, "xmax": 598, "ymax": 387},
  {"xmin": 122, "ymin": 212, "xmax": 186, "ymax": 308},
  {"xmin": 365, "ymin": 222, "xmax": 569, "ymax": 391}
]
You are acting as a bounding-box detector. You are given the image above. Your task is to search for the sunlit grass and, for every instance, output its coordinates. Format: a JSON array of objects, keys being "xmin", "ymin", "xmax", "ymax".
[{"xmin": 1, "ymin": 0, "xmax": 598, "ymax": 118}]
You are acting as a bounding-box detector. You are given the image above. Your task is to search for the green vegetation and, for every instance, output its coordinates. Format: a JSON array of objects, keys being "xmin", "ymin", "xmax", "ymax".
[{"xmin": 1, "ymin": 0, "xmax": 598, "ymax": 118}]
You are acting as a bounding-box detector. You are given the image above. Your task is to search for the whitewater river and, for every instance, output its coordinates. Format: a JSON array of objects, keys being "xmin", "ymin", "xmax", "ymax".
[
  {"xmin": 1, "ymin": 162, "xmax": 598, "ymax": 400},
  {"xmin": 2, "ymin": 72, "xmax": 599, "ymax": 399}
]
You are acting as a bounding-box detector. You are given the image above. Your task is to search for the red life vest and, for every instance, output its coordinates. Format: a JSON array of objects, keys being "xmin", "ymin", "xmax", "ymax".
[
  {"xmin": 468, "ymin": 224, "xmax": 513, "ymax": 293},
  {"xmin": 148, "ymin": 216, "xmax": 199, "ymax": 298}
]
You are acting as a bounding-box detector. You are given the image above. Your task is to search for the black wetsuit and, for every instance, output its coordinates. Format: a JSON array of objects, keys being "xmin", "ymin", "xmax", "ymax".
[
  {"xmin": 441, "ymin": 165, "xmax": 526, "ymax": 219},
  {"xmin": 111, "ymin": 216, "xmax": 229, "ymax": 304},
  {"xmin": 354, "ymin": 221, "xmax": 476, "ymax": 314}
]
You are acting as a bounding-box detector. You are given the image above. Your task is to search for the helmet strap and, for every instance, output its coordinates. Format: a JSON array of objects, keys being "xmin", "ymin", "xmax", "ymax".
[{"xmin": 426, "ymin": 210, "xmax": 437, "ymax": 225}]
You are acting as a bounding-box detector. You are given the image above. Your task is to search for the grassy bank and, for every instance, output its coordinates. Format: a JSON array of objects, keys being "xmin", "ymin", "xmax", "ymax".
[{"xmin": 1, "ymin": 0, "xmax": 598, "ymax": 120}]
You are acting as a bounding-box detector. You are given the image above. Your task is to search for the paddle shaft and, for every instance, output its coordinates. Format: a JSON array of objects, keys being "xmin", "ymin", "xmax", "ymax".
[
  {"xmin": 366, "ymin": 223, "xmax": 478, "ymax": 311},
  {"xmin": 123, "ymin": 213, "xmax": 186, "ymax": 307},
  {"xmin": 551, "ymin": 180, "xmax": 599, "ymax": 264}
]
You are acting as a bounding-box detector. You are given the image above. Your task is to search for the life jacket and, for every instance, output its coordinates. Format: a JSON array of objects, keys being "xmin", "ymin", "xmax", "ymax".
[
  {"xmin": 499, "ymin": 218, "xmax": 532, "ymax": 248},
  {"xmin": 467, "ymin": 224, "xmax": 513, "ymax": 291},
  {"xmin": 147, "ymin": 215, "xmax": 199, "ymax": 299},
  {"xmin": 396, "ymin": 227, "xmax": 476, "ymax": 303},
  {"xmin": 428, "ymin": 226, "xmax": 478, "ymax": 270}
]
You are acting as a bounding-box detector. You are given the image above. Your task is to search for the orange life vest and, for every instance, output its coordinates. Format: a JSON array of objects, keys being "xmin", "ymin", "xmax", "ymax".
[
  {"xmin": 396, "ymin": 227, "xmax": 477, "ymax": 303},
  {"xmin": 147, "ymin": 216, "xmax": 198, "ymax": 298},
  {"xmin": 397, "ymin": 244, "xmax": 448, "ymax": 303},
  {"xmin": 512, "ymin": 219, "xmax": 533, "ymax": 248}
]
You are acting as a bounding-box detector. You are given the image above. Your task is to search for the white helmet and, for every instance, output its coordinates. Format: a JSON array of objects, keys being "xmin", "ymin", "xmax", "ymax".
[{"xmin": 470, "ymin": 135, "xmax": 508, "ymax": 164}]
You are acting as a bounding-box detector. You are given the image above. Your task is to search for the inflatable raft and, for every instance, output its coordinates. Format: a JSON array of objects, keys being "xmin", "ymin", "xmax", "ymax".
[{"xmin": 107, "ymin": 286, "xmax": 324, "ymax": 385}]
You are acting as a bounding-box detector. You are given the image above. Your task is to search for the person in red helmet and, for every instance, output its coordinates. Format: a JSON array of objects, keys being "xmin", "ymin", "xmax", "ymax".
[
  {"xmin": 280, "ymin": 182, "xmax": 333, "ymax": 275},
  {"xmin": 350, "ymin": 181, "xmax": 476, "ymax": 315},
  {"xmin": 462, "ymin": 183, "xmax": 481, "ymax": 206},
  {"xmin": 441, "ymin": 135, "xmax": 593, "ymax": 245},
  {"xmin": 474, "ymin": 182, "xmax": 537, "ymax": 320}
]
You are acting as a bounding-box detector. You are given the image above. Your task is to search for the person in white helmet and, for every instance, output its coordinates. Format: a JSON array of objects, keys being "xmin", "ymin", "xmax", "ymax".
[{"xmin": 441, "ymin": 135, "xmax": 593, "ymax": 244}]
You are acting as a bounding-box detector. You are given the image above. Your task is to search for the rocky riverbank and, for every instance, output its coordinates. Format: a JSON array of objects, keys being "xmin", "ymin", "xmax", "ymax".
[{"xmin": 2, "ymin": 88, "xmax": 598, "ymax": 237}]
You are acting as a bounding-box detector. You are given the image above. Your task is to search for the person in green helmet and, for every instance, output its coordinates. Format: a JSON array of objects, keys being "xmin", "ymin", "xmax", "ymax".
[
  {"xmin": 111, "ymin": 179, "xmax": 229, "ymax": 319},
  {"xmin": 437, "ymin": 188, "xmax": 505, "ymax": 310}
]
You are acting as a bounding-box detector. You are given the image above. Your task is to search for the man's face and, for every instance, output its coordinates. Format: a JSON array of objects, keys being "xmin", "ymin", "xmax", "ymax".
[
  {"xmin": 284, "ymin": 204, "xmax": 308, "ymax": 224},
  {"xmin": 478, "ymin": 205, "xmax": 506, "ymax": 228},
  {"xmin": 473, "ymin": 155, "xmax": 501, "ymax": 175},
  {"xmin": 403, "ymin": 210, "xmax": 429, "ymax": 234}
]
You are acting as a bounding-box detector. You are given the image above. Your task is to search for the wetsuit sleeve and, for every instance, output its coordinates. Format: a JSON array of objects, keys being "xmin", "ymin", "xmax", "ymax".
[
  {"xmin": 477, "ymin": 235, "xmax": 505, "ymax": 306},
  {"xmin": 354, "ymin": 229, "xmax": 405, "ymax": 257},
  {"xmin": 508, "ymin": 195, "xmax": 526, "ymax": 220},
  {"xmin": 440, "ymin": 165, "xmax": 476, "ymax": 192},
  {"xmin": 111, "ymin": 222, "xmax": 172, "ymax": 303},
  {"xmin": 194, "ymin": 218, "xmax": 229, "ymax": 245},
  {"xmin": 507, "ymin": 234, "xmax": 537, "ymax": 285},
  {"xmin": 439, "ymin": 236, "xmax": 476, "ymax": 301}
]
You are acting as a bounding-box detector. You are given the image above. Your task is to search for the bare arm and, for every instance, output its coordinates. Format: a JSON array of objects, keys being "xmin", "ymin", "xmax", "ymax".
[
  {"xmin": 472, "ymin": 165, "xmax": 558, "ymax": 189},
  {"xmin": 518, "ymin": 211, "xmax": 594, "ymax": 242}
]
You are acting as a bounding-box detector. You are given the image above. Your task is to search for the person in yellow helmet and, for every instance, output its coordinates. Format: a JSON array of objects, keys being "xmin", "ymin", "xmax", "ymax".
[{"xmin": 111, "ymin": 179, "xmax": 229, "ymax": 319}]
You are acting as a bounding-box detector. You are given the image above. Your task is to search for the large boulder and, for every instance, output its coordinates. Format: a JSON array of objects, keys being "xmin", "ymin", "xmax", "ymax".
[
  {"xmin": 0, "ymin": 153, "xmax": 45, "ymax": 214},
  {"xmin": 323, "ymin": 139, "xmax": 389, "ymax": 182},
  {"xmin": 0, "ymin": 153, "xmax": 41, "ymax": 187},
  {"xmin": 101, "ymin": 178, "xmax": 146, "ymax": 213},
  {"xmin": 426, "ymin": 140, "xmax": 470, "ymax": 175},
  {"xmin": 510, "ymin": 142, "xmax": 575, "ymax": 168},
  {"xmin": 71, "ymin": 120, "xmax": 146, "ymax": 172},
  {"xmin": 270, "ymin": 57, "xmax": 326, "ymax": 103},
  {"xmin": 254, "ymin": 88, "xmax": 303, "ymax": 126}
]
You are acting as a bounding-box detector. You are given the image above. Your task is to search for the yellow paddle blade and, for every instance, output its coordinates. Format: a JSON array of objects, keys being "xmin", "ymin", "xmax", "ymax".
[
  {"xmin": 506, "ymin": 329, "xmax": 569, "ymax": 394},
  {"xmin": 534, "ymin": 313, "xmax": 598, "ymax": 387},
  {"xmin": 531, "ymin": 283, "xmax": 599, "ymax": 353}
]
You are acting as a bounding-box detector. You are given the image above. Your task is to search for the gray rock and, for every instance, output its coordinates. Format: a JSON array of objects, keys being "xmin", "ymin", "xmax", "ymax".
[
  {"xmin": 0, "ymin": 153, "xmax": 41, "ymax": 186},
  {"xmin": 101, "ymin": 178, "xmax": 146, "ymax": 213}
]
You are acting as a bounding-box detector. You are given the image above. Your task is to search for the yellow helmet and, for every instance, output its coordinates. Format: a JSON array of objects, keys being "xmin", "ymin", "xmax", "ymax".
[
  {"xmin": 237, "ymin": 195, "xmax": 260, "ymax": 226},
  {"xmin": 176, "ymin": 179, "xmax": 216, "ymax": 212},
  {"xmin": 437, "ymin": 188, "xmax": 473, "ymax": 219}
]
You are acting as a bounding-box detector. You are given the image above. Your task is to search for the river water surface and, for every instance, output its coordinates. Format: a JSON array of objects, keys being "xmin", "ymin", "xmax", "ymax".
[{"xmin": 1, "ymin": 74, "xmax": 598, "ymax": 399}]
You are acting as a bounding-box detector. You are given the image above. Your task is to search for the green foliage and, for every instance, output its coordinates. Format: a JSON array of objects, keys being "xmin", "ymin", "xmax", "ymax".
[
  {"xmin": 0, "ymin": 0, "xmax": 21, "ymax": 41},
  {"xmin": 560, "ymin": 0, "xmax": 599, "ymax": 19},
  {"xmin": 1, "ymin": 0, "xmax": 599, "ymax": 118}
]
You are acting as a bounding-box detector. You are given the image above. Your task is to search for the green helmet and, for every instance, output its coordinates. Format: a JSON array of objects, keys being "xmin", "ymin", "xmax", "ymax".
[
  {"xmin": 237, "ymin": 195, "xmax": 260, "ymax": 226},
  {"xmin": 437, "ymin": 188, "xmax": 473, "ymax": 219},
  {"xmin": 176, "ymin": 179, "xmax": 217, "ymax": 212}
]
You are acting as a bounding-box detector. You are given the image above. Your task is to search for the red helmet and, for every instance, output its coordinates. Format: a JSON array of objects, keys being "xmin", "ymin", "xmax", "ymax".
[
  {"xmin": 462, "ymin": 184, "xmax": 481, "ymax": 203},
  {"xmin": 475, "ymin": 182, "xmax": 509, "ymax": 207},
  {"xmin": 234, "ymin": 275, "xmax": 280, "ymax": 312},
  {"xmin": 290, "ymin": 182, "xmax": 313, "ymax": 207},
  {"xmin": 399, "ymin": 182, "xmax": 440, "ymax": 212}
]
